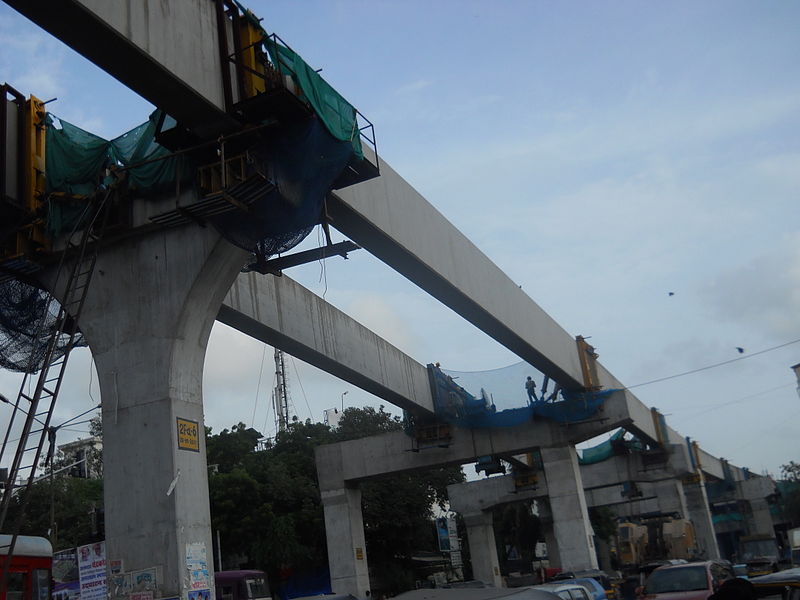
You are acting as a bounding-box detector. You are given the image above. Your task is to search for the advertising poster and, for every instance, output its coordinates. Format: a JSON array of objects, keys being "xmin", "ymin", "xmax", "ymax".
[
  {"xmin": 110, "ymin": 573, "xmax": 131, "ymax": 597},
  {"xmin": 78, "ymin": 542, "xmax": 107, "ymax": 600},
  {"xmin": 435, "ymin": 517, "xmax": 451, "ymax": 552},
  {"xmin": 185, "ymin": 543, "xmax": 210, "ymax": 591},
  {"xmin": 188, "ymin": 590, "xmax": 210, "ymax": 600},
  {"xmin": 53, "ymin": 549, "xmax": 80, "ymax": 600},
  {"xmin": 131, "ymin": 568, "xmax": 158, "ymax": 592}
]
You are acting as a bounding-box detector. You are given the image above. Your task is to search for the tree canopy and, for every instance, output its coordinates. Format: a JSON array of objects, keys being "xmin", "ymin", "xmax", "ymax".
[{"xmin": 206, "ymin": 406, "xmax": 464, "ymax": 595}]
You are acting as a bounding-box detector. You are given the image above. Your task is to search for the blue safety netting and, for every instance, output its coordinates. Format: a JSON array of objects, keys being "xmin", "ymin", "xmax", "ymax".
[{"xmin": 430, "ymin": 362, "xmax": 620, "ymax": 429}]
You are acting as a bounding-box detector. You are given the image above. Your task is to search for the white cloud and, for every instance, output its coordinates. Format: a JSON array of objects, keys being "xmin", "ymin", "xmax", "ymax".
[
  {"xmin": 395, "ymin": 79, "xmax": 433, "ymax": 95},
  {"xmin": 699, "ymin": 234, "xmax": 800, "ymax": 339}
]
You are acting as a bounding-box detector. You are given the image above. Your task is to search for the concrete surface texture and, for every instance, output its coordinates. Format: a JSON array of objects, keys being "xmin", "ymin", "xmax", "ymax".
[
  {"xmin": 56, "ymin": 223, "xmax": 248, "ymax": 600},
  {"xmin": 683, "ymin": 477, "xmax": 721, "ymax": 560},
  {"xmin": 320, "ymin": 487, "xmax": 371, "ymax": 598},
  {"xmin": 219, "ymin": 272, "xmax": 435, "ymax": 415},
  {"xmin": 540, "ymin": 446, "xmax": 598, "ymax": 571},
  {"xmin": 462, "ymin": 511, "xmax": 503, "ymax": 588}
]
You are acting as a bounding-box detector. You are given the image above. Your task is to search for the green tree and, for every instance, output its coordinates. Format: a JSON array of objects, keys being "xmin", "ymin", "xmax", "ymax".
[
  {"xmin": 589, "ymin": 505, "xmax": 618, "ymax": 542},
  {"xmin": 492, "ymin": 501, "xmax": 542, "ymax": 573},
  {"xmin": 779, "ymin": 461, "xmax": 800, "ymax": 526},
  {"xmin": 207, "ymin": 407, "xmax": 465, "ymax": 596},
  {"xmin": 7, "ymin": 468, "xmax": 103, "ymax": 550}
]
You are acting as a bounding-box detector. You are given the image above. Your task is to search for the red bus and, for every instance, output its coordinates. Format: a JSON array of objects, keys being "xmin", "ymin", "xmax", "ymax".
[{"xmin": 0, "ymin": 535, "xmax": 53, "ymax": 600}]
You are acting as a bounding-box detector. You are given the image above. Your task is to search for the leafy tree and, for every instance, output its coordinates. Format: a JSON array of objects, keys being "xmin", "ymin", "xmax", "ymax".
[
  {"xmin": 7, "ymin": 467, "xmax": 103, "ymax": 550},
  {"xmin": 589, "ymin": 505, "xmax": 618, "ymax": 542},
  {"xmin": 779, "ymin": 461, "xmax": 800, "ymax": 526},
  {"xmin": 207, "ymin": 406, "xmax": 465, "ymax": 596},
  {"xmin": 206, "ymin": 423, "xmax": 262, "ymax": 473},
  {"xmin": 781, "ymin": 461, "xmax": 800, "ymax": 481},
  {"xmin": 492, "ymin": 501, "xmax": 542, "ymax": 573}
]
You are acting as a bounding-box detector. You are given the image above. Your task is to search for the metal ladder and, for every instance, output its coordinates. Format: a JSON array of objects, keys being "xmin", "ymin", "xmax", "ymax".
[{"xmin": 0, "ymin": 189, "xmax": 111, "ymax": 574}]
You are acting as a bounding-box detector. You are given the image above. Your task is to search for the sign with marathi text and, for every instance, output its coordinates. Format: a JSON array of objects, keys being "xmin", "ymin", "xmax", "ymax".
[
  {"xmin": 177, "ymin": 418, "xmax": 200, "ymax": 452},
  {"xmin": 78, "ymin": 542, "xmax": 107, "ymax": 600}
]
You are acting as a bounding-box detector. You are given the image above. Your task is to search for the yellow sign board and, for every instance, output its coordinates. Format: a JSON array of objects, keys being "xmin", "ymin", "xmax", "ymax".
[
  {"xmin": 355, "ymin": 547, "xmax": 364, "ymax": 560},
  {"xmin": 177, "ymin": 418, "xmax": 200, "ymax": 452}
]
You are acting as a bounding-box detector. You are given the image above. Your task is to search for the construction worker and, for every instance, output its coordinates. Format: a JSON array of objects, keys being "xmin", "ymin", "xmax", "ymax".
[{"xmin": 525, "ymin": 376, "xmax": 538, "ymax": 404}]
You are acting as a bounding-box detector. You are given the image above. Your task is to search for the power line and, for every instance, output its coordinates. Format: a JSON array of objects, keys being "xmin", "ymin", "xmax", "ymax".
[
  {"xmin": 627, "ymin": 337, "xmax": 800, "ymax": 390},
  {"xmin": 675, "ymin": 382, "xmax": 794, "ymax": 419},
  {"xmin": 289, "ymin": 355, "xmax": 314, "ymax": 423},
  {"xmin": 251, "ymin": 344, "xmax": 268, "ymax": 428}
]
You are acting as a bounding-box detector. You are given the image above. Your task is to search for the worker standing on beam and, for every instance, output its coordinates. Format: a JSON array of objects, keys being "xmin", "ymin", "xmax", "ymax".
[{"xmin": 525, "ymin": 376, "xmax": 538, "ymax": 404}]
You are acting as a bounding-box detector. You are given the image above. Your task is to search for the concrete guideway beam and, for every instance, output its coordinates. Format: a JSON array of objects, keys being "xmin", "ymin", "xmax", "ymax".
[
  {"xmin": 5, "ymin": 0, "xmax": 237, "ymax": 136},
  {"xmin": 218, "ymin": 272, "xmax": 436, "ymax": 415},
  {"xmin": 47, "ymin": 222, "xmax": 249, "ymax": 600},
  {"xmin": 328, "ymin": 158, "xmax": 586, "ymax": 391}
]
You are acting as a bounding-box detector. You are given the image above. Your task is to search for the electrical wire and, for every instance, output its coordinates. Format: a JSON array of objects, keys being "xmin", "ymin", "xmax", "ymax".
[
  {"xmin": 626, "ymin": 337, "xmax": 800, "ymax": 390},
  {"xmin": 88, "ymin": 355, "xmax": 96, "ymax": 406},
  {"xmin": 251, "ymin": 344, "xmax": 268, "ymax": 428},
  {"xmin": 289, "ymin": 355, "xmax": 314, "ymax": 422},
  {"xmin": 260, "ymin": 367, "xmax": 277, "ymax": 435},
  {"xmin": 317, "ymin": 226, "xmax": 329, "ymax": 300},
  {"xmin": 675, "ymin": 382, "xmax": 794, "ymax": 420}
]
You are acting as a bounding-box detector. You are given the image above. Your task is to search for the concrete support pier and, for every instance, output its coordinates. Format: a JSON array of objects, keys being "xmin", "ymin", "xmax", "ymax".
[
  {"xmin": 462, "ymin": 511, "xmax": 503, "ymax": 588},
  {"xmin": 541, "ymin": 446, "xmax": 598, "ymax": 571},
  {"xmin": 73, "ymin": 226, "xmax": 247, "ymax": 600},
  {"xmin": 684, "ymin": 478, "xmax": 721, "ymax": 560},
  {"xmin": 321, "ymin": 487, "xmax": 370, "ymax": 598}
]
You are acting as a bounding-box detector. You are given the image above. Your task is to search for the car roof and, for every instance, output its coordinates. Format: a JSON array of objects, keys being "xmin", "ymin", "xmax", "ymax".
[
  {"xmin": 653, "ymin": 561, "xmax": 718, "ymax": 571},
  {"xmin": 751, "ymin": 567, "xmax": 800, "ymax": 587},
  {"xmin": 395, "ymin": 589, "xmax": 562, "ymax": 600},
  {"xmin": 571, "ymin": 578, "xmax": 603, "ymax": 589},
  {"xmin": 535, "ymin": 583, "xmax": 591, "ymax": 592}
]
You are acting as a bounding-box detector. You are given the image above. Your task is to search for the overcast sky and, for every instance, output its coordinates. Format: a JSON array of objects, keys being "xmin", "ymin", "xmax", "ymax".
[{"xmin": 0, "ymin": 1, "xmax": 798, "ymax": 476}]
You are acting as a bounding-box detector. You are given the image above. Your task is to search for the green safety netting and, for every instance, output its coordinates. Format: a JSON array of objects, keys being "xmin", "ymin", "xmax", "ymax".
[
  {"xmin": 232, "ymin": 3, "xmax": 363, "ymax": 159},
  {"xmin": 45, "ymin": 111, "xmax": 192, "ymax": 235},
  {"xmin": 579, "ymin": 429, "xmax": 626, "ymax": 465},
  {"xmin": 265, "ymin": 40, "xmax": 363, "ymax": 159}
]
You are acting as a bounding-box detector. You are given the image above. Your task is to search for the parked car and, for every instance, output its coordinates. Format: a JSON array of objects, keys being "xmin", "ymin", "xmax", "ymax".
[
  {"xmin": 733, "ymin": 564, "xmax": 749, "ymax": 580},
  {"xmin": 570, "ymin": 578, "xmax": 608, "ymax": 600},
  {"xmin": 638, "ymin": 561, "xmax": 735, "ymax": 600},
  {"xmin": 750, "ymin": 567, "xmax": 800, "ymax": 600},
  {"xmin": 554, "ymin": 570, "xmax": 616, "ymax": 599},
  {"xmin": 395, "ymin": 588, "xmax": 562, "ymax": 600},
  {"xmin": 534, "ymin": 582, "xmax": 595, "ymax": 600}
]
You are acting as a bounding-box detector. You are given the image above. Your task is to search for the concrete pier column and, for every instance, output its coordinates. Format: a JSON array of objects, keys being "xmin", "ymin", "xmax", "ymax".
[
  {"xmin": 747, "ymin": 497, "xmax": 774, "ymax": 536},
  {"xmin": 684, "ymin": 477, "xmax": 720, "ymax": 559},
  {"xmin": 541, "ymin": 446, "xmax": 598, "ymax": 570},
  {"xmin": 462, "ymin": 511, "xmax": 503, "ymax": 588},
  {"xmin": 320, "ymin": 487, "xmax": 370, "ymax": 598},
  {"xmin": 73, "ymin": 226, "xmax": 247, "ymax": 600},
  {"xmin": 654, "ymin": 479, "xmax": 690, "ymax": 517},
  {"xmin": 542, "ymin": 521, "xmax": 562, "ymax": 569}
]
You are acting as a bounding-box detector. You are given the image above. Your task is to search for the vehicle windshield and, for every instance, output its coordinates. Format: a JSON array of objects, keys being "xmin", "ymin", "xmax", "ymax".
[
  {"xmin": 742, "ymin": 541, "xmax": 777, "ymax": 560},
  {"xmin": 245, "ymin": 577, "xmax": 270, "ymax": 599},
  {"xmin": 645, "ymin": 566, "xmax": 708, "ymax": 594}
]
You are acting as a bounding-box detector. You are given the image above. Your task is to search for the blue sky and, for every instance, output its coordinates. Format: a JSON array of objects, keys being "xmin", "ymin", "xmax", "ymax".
[{"xmin": 0, "ymin": 1, "xmax": 798, "ymax": 476}]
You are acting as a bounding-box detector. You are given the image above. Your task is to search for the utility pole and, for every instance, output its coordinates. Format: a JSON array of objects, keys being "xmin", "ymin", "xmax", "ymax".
[{"xmin": 273, "ymin": 349, "xmax": 290, "ymax": 433}]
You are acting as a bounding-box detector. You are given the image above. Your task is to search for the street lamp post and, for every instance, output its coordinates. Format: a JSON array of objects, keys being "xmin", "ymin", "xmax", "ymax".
[{"xmin": 341, "ymin": 391, "xmax": 348, "ymax": 412}]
